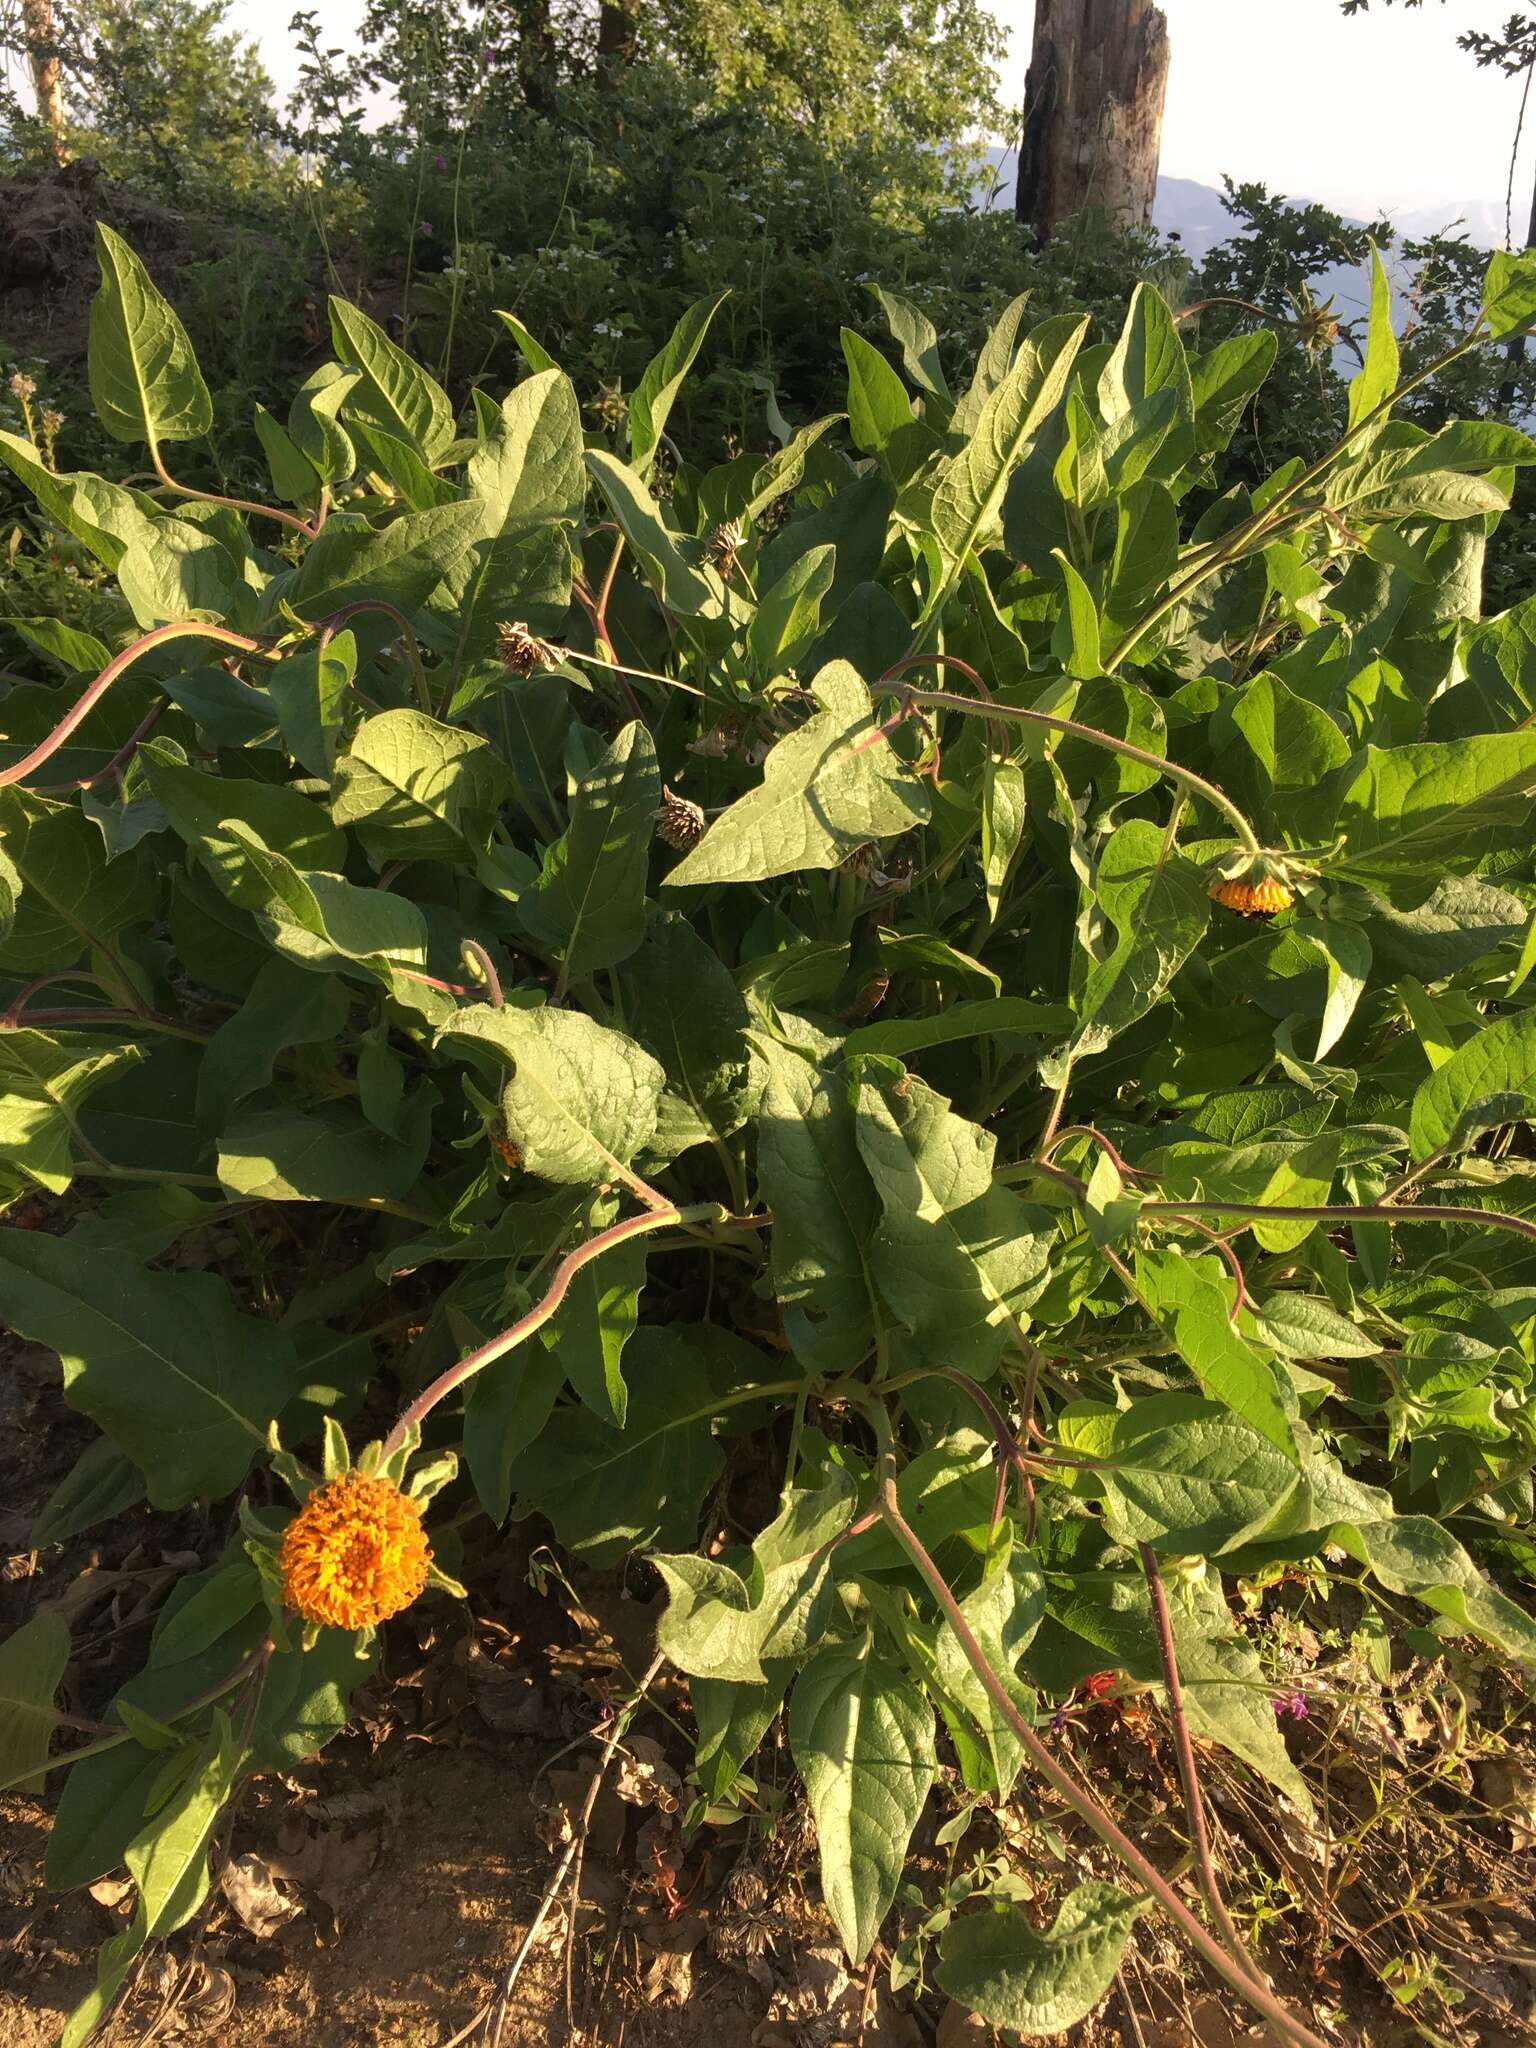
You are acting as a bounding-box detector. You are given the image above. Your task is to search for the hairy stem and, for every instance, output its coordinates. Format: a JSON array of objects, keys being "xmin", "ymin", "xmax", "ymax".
[
  {"xmin": 868, "ymin": 1410, "xmax": 1329, "ymax": 2048},
  {"xmin": 0, "ymin": 622, "xmax": 269, "ymax": 789}
]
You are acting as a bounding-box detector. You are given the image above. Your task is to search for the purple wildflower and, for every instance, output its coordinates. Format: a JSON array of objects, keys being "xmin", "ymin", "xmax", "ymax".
[
  {"xmin": 434, "ymin": 152, "xmax": 448, "ymax": 171},
  {"xmin": 1050, "ymin": 1708, "xmax": 1069, "ymax": 1736},
  {"xmin": 418, "ymin": 221, "xmax": 434, "ymax": 237},
  {"xmin": 1273, "ymin": 1690, "xmax": 1309, "ymax": 1722}
]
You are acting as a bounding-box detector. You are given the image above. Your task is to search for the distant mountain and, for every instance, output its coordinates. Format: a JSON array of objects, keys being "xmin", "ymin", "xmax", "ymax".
[{"xmin": 980, "ymin": 149, "xmax": 1509, "ymax": 329}]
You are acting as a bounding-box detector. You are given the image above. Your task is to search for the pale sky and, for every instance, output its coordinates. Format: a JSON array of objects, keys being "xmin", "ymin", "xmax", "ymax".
[{"xmin": 236, "ymin": 0, "xmax": 1532, "ymax": 228}]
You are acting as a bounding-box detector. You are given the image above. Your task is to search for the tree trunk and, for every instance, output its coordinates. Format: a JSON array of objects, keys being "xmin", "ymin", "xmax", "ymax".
[
  {"xmin": 1016, "ymin": 0, "xmax": 1169, "ymax": 240},
  {"xmin": 596, "ymin": 0, "xmax": 642, "ymax": 73},
  {"xmin": 22, "ymin": 0, "xmax": 66, "ymax": 165},
  {"xmin": 517, "ymin": 0, "xmax": 557, "ymax": 112}
]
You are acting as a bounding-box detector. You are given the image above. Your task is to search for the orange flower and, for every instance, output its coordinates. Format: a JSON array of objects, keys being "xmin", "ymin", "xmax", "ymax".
[
  {"xmin": 279, "ymin": 1472, "xmax": 431, "ymax": 1631},
  {"xmin": 1209, "ymin": 876, "xmax": 1294, "ymax": 918}
]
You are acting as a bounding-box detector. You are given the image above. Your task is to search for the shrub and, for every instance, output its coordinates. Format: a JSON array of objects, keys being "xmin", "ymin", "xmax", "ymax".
[{"xmin": 5, "ymin": 224, "xmax": 1536, "ymax": 2044}]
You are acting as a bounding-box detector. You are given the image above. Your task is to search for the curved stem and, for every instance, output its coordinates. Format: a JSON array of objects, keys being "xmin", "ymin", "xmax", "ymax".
[
  {"xmin": 1139, "ymin": 1544, "xmax": 1268, "ymax": 1986},
  {"xmin": 0, "ymin": 623, "xmax": 268, "ymax": 789},
  {"xmin": 151, "ymin": 442, "xmax": 316, "ymax": 540},
  {"xmin": 890, "ymin": 683, "xmax": 1261, "ymax": 857},
  {"xmin": 382, "ymin": 1202, "xmax": 736, "ymax": 1455},
  {"xmin": 1141, "ymin": 1198, "xmax": 1536, "ymax": 1245},
  {"xmin": 317, "ymin": 601, "xmax": 430, "ymax": 715},
  {"xmin": 869, "ymin": 1411, "xmax": 1330, "ymax": 2048}
]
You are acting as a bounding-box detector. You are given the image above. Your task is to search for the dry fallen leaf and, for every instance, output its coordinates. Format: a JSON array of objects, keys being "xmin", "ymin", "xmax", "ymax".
[{"xmin": 220, "ymin": 1850, "xmax": 302, "ymax": 1938}]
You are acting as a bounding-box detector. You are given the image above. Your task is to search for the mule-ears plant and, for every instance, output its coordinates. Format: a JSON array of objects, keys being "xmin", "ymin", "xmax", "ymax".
[{"xmin": 8, "ymin": 219, "xmax": 1536, "ymax": 2044}]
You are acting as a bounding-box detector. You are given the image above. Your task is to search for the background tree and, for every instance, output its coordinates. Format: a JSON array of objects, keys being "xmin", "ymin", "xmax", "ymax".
[
  {"xmin": 1016, "ymin": 0, "xmax": 1170, "ymax": 240},
  {"xmin": 20, "ymin": 0, "xmax": 65, "ymax": 162}
]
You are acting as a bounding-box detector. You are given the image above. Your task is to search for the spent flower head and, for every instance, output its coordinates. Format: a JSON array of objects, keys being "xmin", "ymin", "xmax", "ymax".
[{"xmin": 279, "ymin": 1471, "xmax": 431, "ymax": 1631}]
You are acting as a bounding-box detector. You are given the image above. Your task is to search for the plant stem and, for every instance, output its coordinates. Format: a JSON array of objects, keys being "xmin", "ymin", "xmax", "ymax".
[
  {"xmin": 1140, "ymin": 1198, "xmax": 1536, "ymax": 1244},
  {"xmin": 1138, "ymin": 1544, "xmax": 1267, "ymax": 1985},
  {"xmin": 0, "ymin": 623, "xmax": 270, "ymax": 789},
  {"xmin": 888, "ymin": 682, "xmax": 1261, "ymax": 857},
  {"xmin": 868, "ymin": 1409, "xmax": 1330, "ymax": 2048},
  {"xmin": 151, "ymin": 442, "xmax": 317, "ymax": 540},
  {"xmin": 382, "ymin": 1202, "xmax": 733, "ymax": 1455}
]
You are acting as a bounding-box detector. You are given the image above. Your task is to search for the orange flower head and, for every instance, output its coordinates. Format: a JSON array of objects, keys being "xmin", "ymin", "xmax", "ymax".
[
  {"xmin": 279, "ymin": 1472, "xmax": 431, "ymax": 1631},
  {"xmin": 1210, "ymin": 875, "xmax": 1294, "ymax": 919}
]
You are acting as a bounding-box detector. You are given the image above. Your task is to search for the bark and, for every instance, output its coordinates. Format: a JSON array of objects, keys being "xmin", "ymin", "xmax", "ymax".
[
  {"xmin": 516, "ymin": 0, "xmax": 557, "ymax": 112},
  {"xmin": 1016, "ymin": 0, "xmax": 1169, "ymax": 240},
  {"xmin": 22, "ymin": 0, "xmax": 66, "ymax": 165},
  {"xmin": 596, "ymin": 0, "xmax": 643, "ymax": 72}
]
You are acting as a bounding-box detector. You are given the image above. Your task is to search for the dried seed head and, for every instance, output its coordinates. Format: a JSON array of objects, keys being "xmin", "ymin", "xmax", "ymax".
[
  {"xmin": 496, "ymin": 620, "xmax": 564, "ymax": 676},
  {"xmin": 705, "ymin": 517, "xmax": 743, "ymax": 567},
  {"xmin": 8, "ymin": 370, "xmax": 36, "ymax": 402},
  {"xmin": 279, "ymin": 1473, "xmax": 431, "ymax": 1631},
  {"xmin": 655, "ymin": 786, "xmax": 706, "ymax": 851}
]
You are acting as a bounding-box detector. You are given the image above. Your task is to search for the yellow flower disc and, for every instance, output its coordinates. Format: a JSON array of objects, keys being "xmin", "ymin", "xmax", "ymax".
[
  {"xmin": 1209, "ymin": 876, "xmax": 1294, "ymax": 918},
  {"xmin": 279, "ymin": 1473, "xmax": 431, "ymax": 1630}
]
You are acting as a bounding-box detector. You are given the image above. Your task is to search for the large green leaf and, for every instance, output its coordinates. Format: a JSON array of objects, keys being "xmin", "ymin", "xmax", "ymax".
[
  {"xmin": 329, "ymin": 297, "xmax": 456, "ymax": 461},
  {"xmin": 0, "ymin": 1613, "xmax": 70, "ymax": 1791},
  {"xmin": 0, "ymin": 1030, "xmax": 142, "ymax": 1193},
  {"xmin": 752, "ymin": 1024, "xmax": 882, "ymax": 1374},
  {"xmin": 0, "ymin": 1233, "xmax": 297, "ymax": 1506},
  {"xmin": 331, "ymin": 708, "xmax": 511, "ymax": 863},
  {"xmin": 1409, "ymin": 1007, "xmax": 1536, "ymax": 1159},
  {"xmin": 584, "ymin": 450, "xmax": 723, "ymax": 617},
  {"xmin": 438, "ymin": 1000, "xmax": 664, "ymax": 1185},
  {"xmin": 667, "ymin": 661, "xmax": 930, "ymax": 885},
  {"xmin": 1099, "ymin": 1395, "xmax": 1304, "ymax": 1555},
  {"xmin": 0, "ymin": 789, "xmax": 154, "ymax": 972},
  {"xmin": 518, "ymin": 721, "xmax": 659, "ymax": 974},
  {"xmin": 937, "ymin": 1885, "xmax": 1138, "ymax": 2037},
  {"xmin": 217, "ymin": 1095, "xmax": 434, "ymax": 1204},
  {"xmin": 503, "ymin": 1327, "xmax": 738, "ymax": 1563},
  {"xmin": 1348, "ymin": 243, "xmax": 1400, "ymax": 429},
  {"xmin": 926, "ymin": 312, "xmax": 1087, "ymax": 597},
  {"xmin": 1135, "ymin": 1248, "xmax": 1297, "ymax": 1458},
  {"xmin": 88, "ymin": 224, "xmax": 213, "ymax": 448},
  {"xmin": 630, "ymin": 913, "xmax": 760, "ymax": 1148},
  {"xmin": 842, "ymin": 328, "xmax": 914, "ymax": 455},
  {"xmin": 1333, "ymin": 731, "xmax": 1536, "ymax": 885},
  {"xmin": 1071, "ymin": 820, "xmax": 1210, "ymax": 1061},
  {"xmin": 788, "ymin": 1636, "xmax": 936, "ymax": 1964},
  {"xmin": 630, "ymin": 291, "xmax": 728, "ymax": 475},
  {"xmin": 853, "ymin": 1066, "xmax": 1053, "ymax": 1374}
]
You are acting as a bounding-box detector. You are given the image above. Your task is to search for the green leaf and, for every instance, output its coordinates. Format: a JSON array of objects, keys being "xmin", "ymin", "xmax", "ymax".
[
  {"xmin": 667, "ymin": 661, "xmax": 930, "ymax": 885},
  {"xmin": 631, "ymin": 291, "xmax": 728, "ymax": 475},
  {"xmin": 1072, "ymin": 820, "xmax": 1210, "ymax": 1061},
  {"xmin": 254, "ymin": 403, "xmax": 321, "ymax": 507},
  {"xmin": 937, "ymin": 1884, "xmax": 1138, "ymax": 2036},
  {"xmin": 1348, "ymin": 243, "xmax": 1400, "ymax": 429},
  {"xmin": 931, "ymin": 1538, "xmax": 1043, "ymax": 1797},
  {"xmin": 1100, "ymin": 1395, "xmax": 1303, "ymax": 1555},
  {"xmin": 843, "ymin": 997, "xmax": 1069, "ymax": 1060},
  {"xmin": 949, "ymin": 291, "xmax": 1032, "ymax": 436},
  {"xmin": 1051, "ymin": 549, "xmax": 1102, "ymax": 679},
  {"xmin": 32, "ymin": 1436, "xmax": 146, "ymax": 1548},
  {"xmin": 266, "ymin": 633, "xmax": 354, "ymax": 777},
  {"xmin": 1334, "ymin": 731, "xmax": 1536, "ymax": 885},
  {"xmin": 288, "ymin": 362, "xmax": 358, "ymax": 484},
  {"xmin": 0, "ymin": 1233, "xmax": 297, "ymax": 1506},
  {"xmin": 518, "ymin": 721, "xmax": 659, "ymax": 974},
  {"xmin": 0, "ymin": 1613, "xmax": 69, "ymax": 1790},
  {"xmin": 495, "ymin": 309, "xmax": 559, "ymax": 372},
  {"xmin": 196, "ymin": 960, "xmax": 349, "ymax": 1132},
  {"xmin": 503, "ymin": 1327, "xmax": 736, "ymax": 1563},
  {"xmin": 693, "ymin": 1666, "xmax": 793, "ymax": 1802},
  {"xmin": 630, "ymin": 914, "xmax": 760, "ymax": 1148},
  {"xmin": 546, "ymin": 1223, "xmax": 649, "ymax": 1426},
  {"xmin": 788, "ymin": 1637, "xmax": 936, "ymax": 1964},
  {"xmin": 0, "ymin": 1030, "xmax": 142, "ymax": 1194},
  {"xmin": 1099, "ymin": 284, "xmax": 1193, "ymax": 433},
  {"xmin": 584, "ymin": 449, "xmax": 722, "ymax": 617},
  {"xmin": 331, "ymin": 708, "xmax": 511, "ymax": 863},
  {"xmin": 0, "ymin": 788, "xmax": 154, "ymax": 972},
  {"xmin": 286, "ymin": 500, "xmax": 484, "ymax": 623},
  {"xmin": 866, "ymin": 283, "xmax": 951, "ymax": 402},
  {"xmin": 752, "ymin": 1024, "xmax": 881, "ymax": 1374},
  {"xmin": 1135, "ymin": 1248, "xmax": 1297, "ymax": 1458},
  {"xmin": 1409, "ymin": 1007, "xmax": 1536, "ymax": 1160},
  {"xmin": 842, "ymin": 329, "xmax": 914, "ymax": 455},
  {"xmin": 927, "ymin": 313, "xmax": 1087, "ymax": 597},
  {"xmin": 1191, "ymin": 330, "xmax": 1277, "ymax": 454},
  {"xmin": 0, "ymin": 432, "xmax": 154, "ymax": 569},
  {"xmin": 88, "ymin": 223, "xmax": 213, "ymax": 448},
  {"xmin": 329, "ymin": 296, "xmax": 455, "ymax": 461},
  {"xmin": 116, "ymin": 517, "xmax": 246, "ymax": 630},
  {"xmin": 217, "ymin": 1096, "xmax": 433, "ymax": 1204},
  {"xmin": 465, "ymin": 1345, "xmax": 567, "ymax": 1524},
  {"xmin": 438, "ymin": 1001, "xmax": 664, "ymax": 1185},
  {"xmin": 853, "ymin": 1066, "xmax": 1053, "ymax": 1374},
  {"xmin": 1483, "ymin": 247, "xmax": 1536, "ymax": 338},
  {"xmin": 748, "ymin": 542, "xmax": 837, "ymax": 679}
]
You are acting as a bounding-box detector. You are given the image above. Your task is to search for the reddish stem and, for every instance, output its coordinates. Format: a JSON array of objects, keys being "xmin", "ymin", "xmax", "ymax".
[
  {"xmin": 152, "ymin": 443, "xmax": 317, "ymax": 540},
  {"xmin": 0, "ymin": 623, "xmax": 267, "ymax": 789},
  {"xmin": 34, "ymin": 701, "xmax": 170, "ymax": 794}
]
